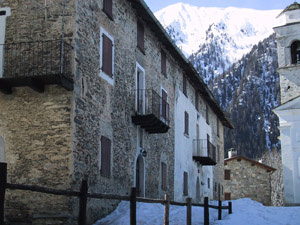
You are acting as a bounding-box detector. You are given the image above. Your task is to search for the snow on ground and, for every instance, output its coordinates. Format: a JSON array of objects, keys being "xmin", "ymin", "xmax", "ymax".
[{"xmin": 94, "ymin": 198, "xmax": 300, "ymax": 225}]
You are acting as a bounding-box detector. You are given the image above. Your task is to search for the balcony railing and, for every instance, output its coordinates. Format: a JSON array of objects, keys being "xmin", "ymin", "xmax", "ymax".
[
  {"xmin": 193, "ymin": 139, "xmax": 217, "ymax": 165},
  {"xmin": 132, "ymin": 89, "xmax": 170, "ymax": 133},
  {"xmin": 0, "ymin": 40, "xmax": 73, "ymax": 94}
]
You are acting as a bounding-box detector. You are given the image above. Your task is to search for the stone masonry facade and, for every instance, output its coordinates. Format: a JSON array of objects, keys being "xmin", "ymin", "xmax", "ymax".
[
  {"xmin": 0, "ymin": 0, "xmax": 232, "ymax": 224},
  {"xmin": 224, "ymin": 156, "xmax": 276, "ymax": 206}
]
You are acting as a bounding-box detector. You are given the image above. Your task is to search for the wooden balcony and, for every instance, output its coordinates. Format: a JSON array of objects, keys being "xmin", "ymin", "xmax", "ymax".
[
  {"xmin": 0, "ymin": 40, "xmax": 73, "ymax": 94},
  {"xmin": 131, "ymin": 89, "xmax": 170, "ymax": 133},
  {"xmin": 193, "ymin": 139, "xmax": 217, "ymax": 165}
]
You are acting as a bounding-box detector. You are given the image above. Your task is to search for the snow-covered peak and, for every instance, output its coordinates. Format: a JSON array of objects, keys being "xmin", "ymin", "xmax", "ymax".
[{"xmin": 155, "ymin": 3, "xmax": 281, "ymax": 59}]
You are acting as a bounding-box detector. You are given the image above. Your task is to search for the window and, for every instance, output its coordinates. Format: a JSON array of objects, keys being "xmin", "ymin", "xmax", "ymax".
[
  {"xmin": 206, "ymin": 105, "xmax": 209, "ymax": 124},
  {"xmin": 161, "ymin": 49, "xmax": 166, "ymax": 76},
  {"xmin": 184, "ymin": 111, "xmax": 189, "ymax": 135},
  {"xmin": 214, "ymin": 182, "xmax": 217, "ymax": 192},
  {"xmin": 103, "ymin": 0, "xmax": 113, "ymax": 20},
  {"xmin": 291, "ymin": 41, "xmax": 300, "ymax": 64},
  {"xmin": 137, "ymin": 20, "xmax": 144, "ymax": 53},
  {"xmin": 100, "ymin": 28, "xmax": 114, "ymax": 85},
  {"xmin": 101, "ymin": 136, "xmax": 111, "ymax": 177},
  {"xmin": 0, "ymin": 8, "xmax": 11, "ymax": 78},
  {"xmin": 161, "ymin": 162, "xmax": 167, "ymax": 190},
  {"xmin": 0, "ymin": 136, "xmax": 5, "ymax": 163},
  {"xmin": 225, "ymin": 192, "xmax": 231, "ymax": 200},
  {"xmin": 224, "ymin": 169, "xmax": 231, "ymax": 180},
  {"xmin": 217, "ymin": 119, "xmax": 220, "ymax": 137},
  {"xmin": 161, "ymin": 88, "xmax": 168, "ymax": 121},
  {"xmin": 217, "ymin": 145, "xmax": 220, "ymax": 162},
  {"xmin": 183, "ymin": 172, "xmax": 188, "ymax": 196},
  {"xmin": 207, "ymin": 178, "xmax": 210, "ymax": 189},
  {"xmin": 195, "ymin": 91, "xmax": 199, "ymax": 111},
  {"xmin": 183, "ymin": 75, "xmax": 187, "ymax": 96}
]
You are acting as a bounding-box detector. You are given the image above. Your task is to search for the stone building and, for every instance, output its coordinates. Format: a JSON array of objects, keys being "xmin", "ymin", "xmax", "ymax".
[
  {"xmin": 0, "ymin": 0, "xmax": 232, "ymax": 224},
  {"xmin": 273, "ymin": 2, "xmax": 300, "ymax": 206},
  {"xmin": 224, "ymin": 153, "xmax": 276, "ymax": 206}
]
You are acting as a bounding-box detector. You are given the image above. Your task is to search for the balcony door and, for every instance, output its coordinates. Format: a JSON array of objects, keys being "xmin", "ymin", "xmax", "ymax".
[
  {"xmin": 136, "ymin": 63, "xmax": 145, "ymax": 114},
  {"xmin": 0, "ymin": 8, "xmax": 11, "ymax": 78}
]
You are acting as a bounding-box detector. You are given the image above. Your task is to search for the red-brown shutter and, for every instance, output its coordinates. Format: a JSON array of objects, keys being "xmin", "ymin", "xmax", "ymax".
[
  {"xmin": 184, "ymin": 111, "xmax": 189, "ymax": 135},
  {"xmin": 161, "ymin": 49, "xmax": 166, "ymax": 76},
  {"xmin": 103, "ymin": 0, "xmax": 113, "ymax": 20},
  {"xmin": 184, "ymin": 172, "xmax": 188, "ymax": 196},
  {"xmin": 161, "ymin": 162, "xmax": 167, "ymax": 190},
  {"xmin": 137, "ymin": 21, "xmax": 144, "ymax": 53},
  {"xmin": 224, "ymin": 169, "xmax": 231, "ymax": 180},
  {"xmin": 102, "ymin": 34, "xmax": 113, "ymax": 77},
  {"xmin": 225, "ymin": 192, "xmax": 231, "ymax": 200},
  {"xmin": 183, "ymin": 75, "xmax": 187, "ymax": 96},
  {"xmin": 162, "ymin": 89, "xmax": 167, "ymax": 121},
  {"xmin": 101, "ymin": 136, "xmax": 111, "ymax": 177}
]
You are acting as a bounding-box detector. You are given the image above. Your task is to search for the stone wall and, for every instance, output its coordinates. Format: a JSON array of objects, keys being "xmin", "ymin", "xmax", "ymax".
[
  {"xmin": 261, "ymin": 149, "xmax": 285, "ymax": 206},
  {"xmin": 224, "ymin": 157, "xmax": 273, "ymax": 205}
]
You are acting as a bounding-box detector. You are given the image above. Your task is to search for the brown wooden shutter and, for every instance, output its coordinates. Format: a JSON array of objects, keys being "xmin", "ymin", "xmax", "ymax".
[
  {"xmin": 183, "ymin": 75, "xmax": 187, "ymax": 96},
  {"xmin": 161, "ymin": 49, "xmax": 166, "ymax": 76},
  {"xmin": 162, "ymin": 89, "xmax": 167, "ymax": 121},
  {"xmin": 137, "ymin": 20, "xmax": 144, "ymax": 53},
  {"xmin": 161, "ymin": 162, "xmax": 167, "ymax": 190},
  {"xmin": 224, "ymin": 169, "xmax": 231, "ymax": 180},
  {"xmin": 103, "ymin": 0, "xmax": 113, "ymax": 20},
  {"xmin": 184, "ymin": 111, "xmax": 189, "ymax": 135},
  {"xmin": 102, "ymin": 34, "xmax": 113, "ymax": 77},
  {"xmin": 101, "ymin": 136, "xmax": 111, "ymax": 177},
  {"xmin": 195, "ymin": 91, "xmax": 199, "ymax": 111},
  {"xmin": 225, "ymin": 192, "xmax": 231, "ymax": 200},
  {"xmin": 183, "ymin": 172, "xmax": 188, "ymax": 196}
]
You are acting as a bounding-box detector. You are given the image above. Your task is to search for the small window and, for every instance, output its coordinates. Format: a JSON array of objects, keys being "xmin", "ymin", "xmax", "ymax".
[
  {"xmin": 207, "ymin": 178, "xmax": 210, "ymax": 189},
  {"xmin": 183, "ymin": 172, "xmax": 188, "ymax": 196},
  {"xmin": 214, "ymin": 182, "xmax": 217, "ymax": 192},
  {"xmin": 195, "ymin": 91, "xmax": 199, "ymax": 111},
  {"xmin": 217, "ymin": 145, "xmax": 220, "ymax": 162},
  {"xmin": 161, "ymin": 162, "xmax": 167, "ymax": 191},
  {"xmin": 100, "ymin": 28, "xmax": 114, "ymax": 85},
  {"xmin": 206, "ymin": 105, "xmax": 209, "ymax": 124},
  {"xmin": 183, "ymin": 75, "xmax": 187, "ymax": 96},
  {"xmin": 217, "ymin": 119, "xmax": 220, "ymax": 137},
  {"xmin": 161, "ymin": 89, "xmax": 168, "ymax": 121},
  {"xmin": 184, "ymin": 111, "xmax": 189, "ymax": 135},
  {"xmin": 291, "ymin": 41, "xmax": 300, "ymax": 64},
  {"xmin": 101, "ymin": 136, "xmax": 111, "ymax": 177},
  {"xmin": 0, "ymin": 136, "xmax": 5, "ymax": 163},
  {"xmin": 103, "ymin": 0, "xmax": 113, "ymax": 20},
  {"xmin": 224, "ymin": 192, "xmax": 231, "ymax": 200},
  {"xmin": 161, "ymin": 49, "xmax": 166, "ymax": 76},
  {"xmin": 137, "ymin": 20, "xmax": 145, "ymax": 53},
  {"xmin": 224, "ymin": 169, "xmax": 231, "ymax": 180}
]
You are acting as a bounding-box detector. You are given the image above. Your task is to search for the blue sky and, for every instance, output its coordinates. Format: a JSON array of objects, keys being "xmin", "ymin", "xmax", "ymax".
[{"xmin": 144, "ymin": 0, "xmax": 294, "ymax": 13}]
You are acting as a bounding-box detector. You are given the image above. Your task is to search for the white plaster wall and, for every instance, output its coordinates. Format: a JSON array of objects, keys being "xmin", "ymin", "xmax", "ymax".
[
  {"xmin": 276, "ymin": 108, "xmax": 300, "ymax": 205},
  {"xmin": 174, "ymin": 87, "xmax": 213, "ymax": 202}
]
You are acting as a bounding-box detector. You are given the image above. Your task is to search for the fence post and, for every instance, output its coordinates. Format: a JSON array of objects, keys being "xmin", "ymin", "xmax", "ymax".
[
  {"xmin": 204, "ymin": 197, "xmax": 209, "ymax": 225},
  {"xmin": 164, "ymin": 194, "xmax": 169, "ymax": 225},
  {"xmin": 186, "ymin": 198, "xmax": 192, "ymax": 225},
  {"xmin": 228, "ymin": 201, "xmax": 232, "ymax": 214},
  {"xmin": 78, "ymin": 180, "xmax": 88, "ymax": 225},
  {"xmin": 0, "ymin": 163, "xmax": 7, "ymax": 225},
  {"xmin": 218, "ymin": 200, "xmax": 222, "ymax": 220},
  {"xmin": 130, "ymin": 187, "xmax": 136, "ymax": 225}
]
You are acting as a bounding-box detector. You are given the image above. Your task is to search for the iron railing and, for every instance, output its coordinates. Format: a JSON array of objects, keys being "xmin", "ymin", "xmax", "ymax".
[
  {"xmin": 193, "ymin": 139, "xmax": 216, "ymax": 161},
  {"xmin": 0, "ymin": 40, "xmax": 73, "ymax": 80},
  {"xmin": 134, "ymin": 89, "xmax": 170, "ymax": 126}
]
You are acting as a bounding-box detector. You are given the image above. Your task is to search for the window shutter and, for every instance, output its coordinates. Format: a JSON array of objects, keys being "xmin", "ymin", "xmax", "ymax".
[
  {"xmin": 161, "ymin": 49, "xmax": 166, "ymax": 76},
  {"xmin": 225, "ymin": 192, "xmax": 231, "ymax": 200},
  {"xmin": 137, "ymin": 21, "xmax": 144, "ymax": 53},
  {"xmin": 183, "ymin": 172, "xmax": 188, "ymax": 196},
  {"xmin": 195, "ymin": 91, "xmax": 199, "ymax": 111},
  {"xmin": 161, "ymin": 162, "xmax": 167, "ymax": 190},
  {"xmin": 206, "ymin": 105, "xmax": 209, "ymax": 124},
  {"xmin": 184, "ymin": 111, "xmax": 189, "ymax": 135},
  {"xmin": 103, "ymin": 0, "xmax": 113, "ymax": 19},
  {"xmin": 224, "ymin": 169, "xmax": 231, "ymax": 180},
  {"xmin": 101, "ymin": 136, "xmax": 111, "ymax": 177},
  {"xmin": 162, "ymin": 90, "xmax": 167, "ymax": 121},
  {"xmin": 183, "ymin": 75, "xmax": 187, "ymax": 96},
  {"xmin": 102, "ymin": 34, "xmax": 113, "ymax": 77}
]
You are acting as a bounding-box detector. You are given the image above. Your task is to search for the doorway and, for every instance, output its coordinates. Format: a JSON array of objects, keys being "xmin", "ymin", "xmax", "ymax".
[{"xmin": 135, "ymin": 154, "xmax": 144, "ymax": 197}]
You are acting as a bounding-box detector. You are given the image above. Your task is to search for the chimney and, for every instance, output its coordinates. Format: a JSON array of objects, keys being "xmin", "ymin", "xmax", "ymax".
[{"xmin": 228, "ymin": 148, "xmax": 237, "ymax": 158}]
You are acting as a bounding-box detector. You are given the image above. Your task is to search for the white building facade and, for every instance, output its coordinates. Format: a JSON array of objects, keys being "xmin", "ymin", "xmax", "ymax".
[{"xmin": 274, "ymin": 2, "xmax": 300, "ymax": 206}]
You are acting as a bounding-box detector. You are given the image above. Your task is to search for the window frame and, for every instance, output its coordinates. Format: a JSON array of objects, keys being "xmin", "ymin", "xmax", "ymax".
[{"xmin": 100, "ymin": 27, "xmax": 114, "ymax": 85}]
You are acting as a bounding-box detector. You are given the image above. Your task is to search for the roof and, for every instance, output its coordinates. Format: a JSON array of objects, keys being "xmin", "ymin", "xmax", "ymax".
[
  {"xmin": 127, "ymin": 0, "xmax": 234, "ymax": 129},
  {"xmin": 224, "ymin": 156, "xmax": 276, "ymax": 172},
  {"xmin": 277, "ymin": 2, "xmax": 300, "ymax": 18},
  {"xmin": 273, "ymin": 94, "xmax": 300, "ymax": 112}
]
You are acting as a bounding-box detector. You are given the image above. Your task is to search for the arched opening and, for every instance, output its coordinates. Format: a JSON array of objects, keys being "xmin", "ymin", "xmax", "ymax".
[
  {"xmin": 196, "ymin": 176, "xmax": 200, "ymax": 201},
  {"xmin": 0, "ymin": 136, "xmax": 5, "ymax": 163},
  {"xmin": 135, "ymin": 154, "xmax": 145, "ymax": 197},
  {"xmin": 291, "ymin": 41, "xmax": 300, "ymax": 64}
]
